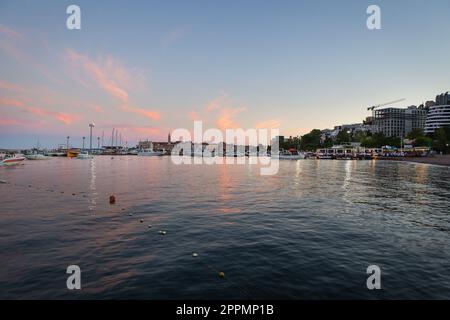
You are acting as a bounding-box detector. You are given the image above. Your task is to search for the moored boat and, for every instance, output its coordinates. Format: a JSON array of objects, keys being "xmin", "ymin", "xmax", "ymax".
[
  {"xmin": 0, "ymin": 156, "xmax": 26, "ymax": 166},
  {"xmin": 76, "ymin": 152, "xmax": 93, "ymax": 159},
  {"xmin": 67, "ymin": 148, "xmax": 80, "ymax": 158},
  {"xmin": 278, "ymin": 150, "xmax": 306, "ymax": 160}
]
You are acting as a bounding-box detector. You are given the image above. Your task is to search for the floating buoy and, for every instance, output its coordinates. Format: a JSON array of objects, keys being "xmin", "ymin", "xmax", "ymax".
[
  {"xmin": 147, "ymin": 225, "xmax": 152, "ymax": 228},
  {"xmin": 0, "ymin": 180, "xmax": 7, "ymax": 184},
  {"xmin": 140, "ymin": 219, "xmax": 144, "ymax": 223},
  {"xmin": 109, "ymin": 195, "xmax": 116, "ymax": 204},
  {"xmin": 218, "ymin": 272, "xmax": 225, "ymax": 278},
  {"xmin": 192, "ymin": 253, "xmax": 198, "ymax": 257},
  {"xmin": 158, "ymin": 230, "xmax": 167, "ymax": 235},
  {"xmin": 128, "ymin": 213, "xmax": 133, "ymax": 216}
]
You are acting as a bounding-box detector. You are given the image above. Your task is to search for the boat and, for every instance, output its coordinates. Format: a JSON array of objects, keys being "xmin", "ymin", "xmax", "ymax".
[
  {"xmin": 76, "ymin": 152, "xmax": 93, "ymax": 159},
  {"xmin": 1, "ymin": 155, "xmax": 26, "ymax": 166},
  {"xmin": 277, "ymin": 150, "xmax": 306, "ymax": 160},
  {"xmin": 25, "ymin": 154, "xmax": 51, "ymax": 160},
  {"xmin": 137, "ymin": 149, "xmax": 163, "ymax": 156},
  {"xmin": 67, "ymin": 148, "xmax": 80, "ymax": 158}
]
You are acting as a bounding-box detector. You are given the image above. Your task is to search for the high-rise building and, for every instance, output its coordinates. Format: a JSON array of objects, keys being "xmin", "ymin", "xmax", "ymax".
[
  {"xmin": 424, "ymin": 92, "xmax": 450, "ymax": 134},
  {"xmin": 373, "ymin": 105, "xmax": 427, "ymax": 137}
]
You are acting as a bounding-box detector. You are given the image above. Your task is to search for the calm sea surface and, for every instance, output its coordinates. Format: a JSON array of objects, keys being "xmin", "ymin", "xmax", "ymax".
[{"xmin": 0, "ymin": 156, "xmax": 449, "ymax": 299}]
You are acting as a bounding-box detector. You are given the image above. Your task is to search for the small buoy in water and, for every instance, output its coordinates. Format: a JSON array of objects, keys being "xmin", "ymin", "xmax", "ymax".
[
  {"xmin": 0, "ymin": 180, "xmax": 7, "ymax": 184},
  {"xmin": 218, "ymin": 272, "xmax": 225, "ymax": 278},
  {"xmin": 111, "ymin": 157, "xmax": 114, "ymax": 159},
  {"xmin": 158, "ymin": 230, "xmax": 167, "ymax": 235},
  {"xmin": 121, "ymin": 208, "xmax": 125, "ymax": 211},
  {"xmin": 140, "ymin": 219, "xmax": 144, "ymax": 223},
  {"xmin": 192, "ymin": 253, "xmax": 198, "ymax": 257},
  {"xmin": 109, "ymin": 195, "xmax": 116, "ymax": 204},
  {"xmin": 72, "ymin": 193, "xmax": 76, "ymax": 196},
  {"xmin": 147, "ymin": 225, "xmax": 152, "ymax": 228}
]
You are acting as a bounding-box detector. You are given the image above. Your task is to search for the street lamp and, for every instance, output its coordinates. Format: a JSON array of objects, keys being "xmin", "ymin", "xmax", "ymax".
[
  {"xmin": 97, "ymin": 136, "xmax": 100, "ymax": 149},
  {"xmin": 89, "ymin": 123, "xmax": 95, "ymax": 152},
  {"xmin": 82, "ymin": 136, "xmax": 85, "ymax": 149},
  {"xmin": 66, "ymin": 136, "xmax": 70, "ymax": 150}
]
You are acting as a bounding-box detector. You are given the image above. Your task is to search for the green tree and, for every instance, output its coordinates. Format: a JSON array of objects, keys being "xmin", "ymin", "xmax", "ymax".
[
  {"xmin": 300, "ymin": 129, "xmax": 322, "ymax": 151},
  {"xmin": 336, "ymin": 130, "xmax": 351, "ymax": 144},
  {"xmin": 406, "ymin": 128, "xmax": 424, "ymax": 140}
]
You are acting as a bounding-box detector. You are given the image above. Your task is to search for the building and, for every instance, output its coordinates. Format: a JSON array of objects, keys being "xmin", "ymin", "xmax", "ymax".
[
  {"xmin": 424, "ymin": 92, "xmax": 450, "ymax": 134},
  {"xmin": 373, "ymin": 105, "xmax": 427, "ymax": 137}
]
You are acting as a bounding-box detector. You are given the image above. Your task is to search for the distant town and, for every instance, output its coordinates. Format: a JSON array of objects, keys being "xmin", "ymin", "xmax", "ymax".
[{"xmin": 1, "ymin": 91, "xmax": 450, "ymax": 164}]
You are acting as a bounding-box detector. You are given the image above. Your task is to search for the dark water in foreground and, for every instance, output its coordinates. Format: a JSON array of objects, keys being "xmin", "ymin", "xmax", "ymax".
[{"xmin": 0, "ymin": 156, "xmax": 449, "ymax": 299}]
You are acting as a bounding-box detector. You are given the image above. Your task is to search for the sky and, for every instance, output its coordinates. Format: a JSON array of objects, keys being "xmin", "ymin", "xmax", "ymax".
[{"xmin": 1, "ymin": 0, "xmax": 449, "ymax": 148}]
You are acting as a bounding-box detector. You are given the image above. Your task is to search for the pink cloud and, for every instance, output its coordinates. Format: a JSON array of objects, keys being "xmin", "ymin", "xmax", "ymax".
[
  {"xmin": 66, "ymin": 49, "xmax": 129, "ymax": 103},
  {"xmin": 216, "ymin": 107, "xmax": 246, "ymax": 130},
  {"xmin": 0, "ymin": 97, "xmax": 24, "ymax": 107},
  {"xmin": 0, "ymin": 24, "xmax": 23, "ymax": 40},
  {"xmin": 0, "ymin": 97, "xmax": 80, "ymax": 125},
  {"xmin": 0, "ymin": 81, "xmax": 24, "ymax": 92},
  {"xmin": 255, "ymin": 119, "xmax": 281, "ymax": 129},
  {"xmin": 120, "ymin": 105, "xmax": 161, "ymax": 121}
]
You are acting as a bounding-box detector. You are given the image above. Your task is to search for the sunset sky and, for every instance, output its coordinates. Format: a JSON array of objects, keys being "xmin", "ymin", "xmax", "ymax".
[{"xmin": 1, "ymin": 0, "xmax": 450, "ymax": 148}]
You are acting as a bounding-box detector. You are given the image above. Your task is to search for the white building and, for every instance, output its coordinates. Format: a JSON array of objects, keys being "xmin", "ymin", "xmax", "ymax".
[{"xmin": 424, "ymin": 92, "xmax": 450, "ymax": 134}]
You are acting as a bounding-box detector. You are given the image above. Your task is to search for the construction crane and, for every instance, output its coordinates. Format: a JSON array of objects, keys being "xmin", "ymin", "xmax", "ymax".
[{"xmin": 367, "ymin": 98, "xmax": 406, "ymax": 111}]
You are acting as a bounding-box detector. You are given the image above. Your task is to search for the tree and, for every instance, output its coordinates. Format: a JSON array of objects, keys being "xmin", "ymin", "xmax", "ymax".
[
  {"xmin": 300, "ymin": 129, "xmax": 322, "ymax": 151},
  {"xmin": 432, "ymin": 128, "xmax": 450, "ymax": 154},
  {"xmin": 406, "ymin": 128, "xmax": 424, "ymax": 140},
  {"xmin": 414, "ymin": 136, "xmax": 432, "ymax": 147},
  {"xmin": 336, "ymin": 130, "xmax": 351, "ymax": 144}
]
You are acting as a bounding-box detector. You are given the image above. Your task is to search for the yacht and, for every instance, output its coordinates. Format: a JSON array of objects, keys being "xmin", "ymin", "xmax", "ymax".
[
  {"xmin": 277, "ymin": 150, "xmax": 306, "ymax": 160},
  {"xmin": 76, "ymin": 152, "xmax": 93, "ymax": 159},
  {"xmin": 1, "ymin": 155, "xmax": 26, "ymax": 166}
]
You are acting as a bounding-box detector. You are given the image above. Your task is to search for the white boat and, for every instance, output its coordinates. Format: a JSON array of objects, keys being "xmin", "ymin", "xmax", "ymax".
[
  {"xmin": 76, "ymin": 152, "xmax": 93, "ymax": 159},
  {"xmin": 1, "ymin": 155, "xmax": 26, "ymax": 166},
  {"xmin": 277, "ymin": 150, "xmax": 306, "ymax": 160},
  {"xmin": 137, "ymin": 149, "xmax": 163, "ymax": 156},
  {"xmin": 25, "ymin": 154, "xmax": 51, "ymax": 160}
]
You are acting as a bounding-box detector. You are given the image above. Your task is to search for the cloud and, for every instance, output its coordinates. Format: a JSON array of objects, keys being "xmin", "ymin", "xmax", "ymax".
[
  {"xmin": 65, "ymin": 49, "xmax": 129, "ymax": 103},
  {"xmin": 216, "ymin": 107, "xmax": 246, "ymax": 130},
  {"xmin": 0, "ymin": 97, "xmax": 80, "ymax": 125},
  {"xmin": 65, "ymin": 49, "xmax": 160, "ymax": 122},
  {"xmin": 0, "ymin": 97, "xmax": 24, "ymax": 107},
  {"xmin": 120, "ymin": 105, "xmax": 161, "ymax": 121},
  {"xmin": 0, "ymin": 81, "xmax": 24, "ymax": 92},
  {"xmin": 88, "ymin": 104, "xmax": 105, "ymax": 113},
  {"xmin": 205, "ymin": 91, "xmax": 228, "ymax": 112},
  {"xmin": 0, "ymin": 24, "xmax": 23, "ymax": 40},
  {"xmin": 255, "ymin": 119, "xmax": 281, "ymax": 129}
]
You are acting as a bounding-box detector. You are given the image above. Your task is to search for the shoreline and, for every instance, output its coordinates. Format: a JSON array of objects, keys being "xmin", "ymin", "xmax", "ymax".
[{"xmin": 381, "ymin": 155, "xmax": 450, "ymax": 167}]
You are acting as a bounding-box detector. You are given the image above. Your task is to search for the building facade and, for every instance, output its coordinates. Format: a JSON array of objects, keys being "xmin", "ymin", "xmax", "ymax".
[
  {"xmin": 424, "ymin": 92, "xmax": 450, "ymax": 134},
  {"xmin": 373, "ymin": 105, "xmax": 427, "ymax": 137}
]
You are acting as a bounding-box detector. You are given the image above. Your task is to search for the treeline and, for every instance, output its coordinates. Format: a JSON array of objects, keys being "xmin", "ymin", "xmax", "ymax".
[{"xmin": 280, "ymin": 127, "xmax": 450, "ymax": 153}]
